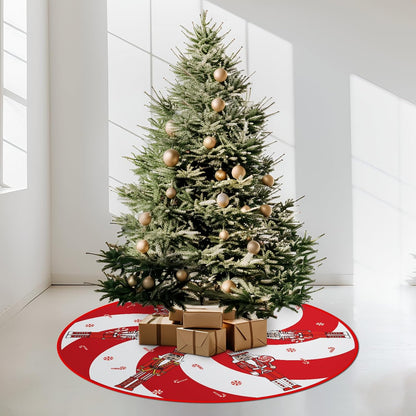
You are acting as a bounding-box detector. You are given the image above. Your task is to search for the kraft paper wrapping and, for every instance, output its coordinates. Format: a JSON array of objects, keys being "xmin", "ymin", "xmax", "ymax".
[
  {"xmin": 176, "ymin": 327, "xmax": 227, "ymax": 357},
  {"xmin": 169, "ymin": 306, "xmax": 236, "ymax": 324},
  {"xmin": 223, "ymin": 318, "xmax": 267, "ymax": 351},
  {"xmin": 139, "ymin": 315, "xmax": 181, "ymax": 346},
  {"xmin": 183, "ymin": 310, "xmax": 223, "ymax": 329}
]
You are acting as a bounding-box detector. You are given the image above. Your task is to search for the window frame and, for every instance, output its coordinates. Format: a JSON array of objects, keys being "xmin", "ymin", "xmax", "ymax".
[{"xmin": 0, "ymin": 0, "xmax": 28, "ymax": 192}]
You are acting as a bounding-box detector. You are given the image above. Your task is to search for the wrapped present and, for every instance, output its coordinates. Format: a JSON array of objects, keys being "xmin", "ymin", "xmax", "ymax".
[
  {"xmin": 176, "ymin": 327, "xmax": 226, "ymax": 357},
  {"xmin": 222, "ymin": 308, "xmax": 237, "ymax": 321},
  {"xmin": 168, "ymin": 308, "xmax": 183, "ymax": 323},
  {"xmin": 169, "ymin": 306, "xmax": 236, "ymax": 324},
  {"xmin": 223, "ymin": 318, "xmax": 267, "ymax": 351},
  {"xmin": 183, "ymin": 309, "xmax": 223, "ymax": 329},
  {"xmin": 139, "ymin": 315, "xmax": 182, "ymax": 346}
]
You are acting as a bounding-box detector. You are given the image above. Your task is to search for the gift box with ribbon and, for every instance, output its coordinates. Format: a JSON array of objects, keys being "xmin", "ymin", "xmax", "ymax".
[
  {"xmin": 222, "ymin": 318, "xmax": 267, "ymax": 351},
  {"xmin": 139, "ymin": 315, "xmax": 182, "ymax": 346},
  {"xmin": 176, "ymin": 327, "xmax": 227, "ymax": 357}
]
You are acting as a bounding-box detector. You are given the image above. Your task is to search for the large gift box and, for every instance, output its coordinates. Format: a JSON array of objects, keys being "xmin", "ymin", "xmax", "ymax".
[
  {"xmin": 222, "ymin": 318, "xmax": 267, "ymax": 351},
  {"xmin": 176, "ymin": 327, "xmax": 226, "ymax": 357},
  {"xmin": 139, "ymin": 315, "xmax": 182, "ymax": 346},
  {"xmin": 169, "ymin": 306, "xmax": 236, "ymax": 324}
]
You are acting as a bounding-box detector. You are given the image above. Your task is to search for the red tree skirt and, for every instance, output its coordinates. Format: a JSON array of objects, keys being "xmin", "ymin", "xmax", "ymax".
[{"xmin": 57, "ymin": 302, "xmax": 358, "ymax": 403}]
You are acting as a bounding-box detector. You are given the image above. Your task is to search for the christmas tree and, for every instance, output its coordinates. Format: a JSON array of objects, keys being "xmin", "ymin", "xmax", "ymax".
[{"xmin": 95, "ymin": 12, "xmax": 322, "ymax": 319}]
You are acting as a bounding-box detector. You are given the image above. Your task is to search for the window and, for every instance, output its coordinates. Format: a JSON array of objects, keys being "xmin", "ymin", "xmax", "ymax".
[{"xmin": 0, "ymin": 0, "xmax": 27, "ymax": 191}]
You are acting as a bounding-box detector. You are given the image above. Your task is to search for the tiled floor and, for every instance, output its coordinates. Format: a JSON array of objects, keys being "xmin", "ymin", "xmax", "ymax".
[{"xmin": 0, "ymin": 285, "xmax": 415, "ymax": 416}]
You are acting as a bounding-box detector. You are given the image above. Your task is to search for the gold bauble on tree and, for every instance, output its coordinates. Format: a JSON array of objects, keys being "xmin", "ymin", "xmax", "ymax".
[
  {"xmin": 247, "ymin": 240, "xmax": 261, "ymax": 255},
  {"xmin": 136, "ymin": 239, "xmax": 149, "ymax": 254},
  {"xmin": 241, "ymin": 205, "xmax": 250, "ymax": 213},
  {"xmin": 221, "ymin": 279, "xmax": 236, "ymax": 294},
  {"xmin": 138, "ymin": 212, "xmax": 152, "ymax": 226},
  {"xmin": 219, "ymin": 229, "xmax": 230, "ymax": 241},
  {"xmin": 166, "ymin": 187, "xmax": 177, "ymax": 199},
  {"xmin": 142, "ymin": 275, "xmax": 155, "ymax": 290},
  {"xmin": 163, "ymin": 149, "xmax": 180, "ymax": 167},
  {"xmin": 211, "ymin": 97, "xmax": 226, "ymax": 113},
  {"xmin": 216, "ymin": 192, "xmax": 230, "ymax": 208},
  {"xmin": 231, "ymin": 165, "xmax": 246, "ymax": 180},
  {"xmin": 176, "ymin": 269, "xmax": 188, "ymax": 282},
  {"xmin": 165, "ymin": 120, "xmax": 176, "ymax": 136},
  {"xmin": 203, "ymin": 136, "xmax": 217, "ymax": 149},
  {"xmin": 127, "ymin": 275, "xmax": 137, "ymax": 287},
  {"xmin": 262, "ymin": 174, "xmax": 274, "ymax": 187},
  {"xmin": 213, "ymin": 67, "xmax": 228, "ymax": 82},
  {"xmin": 260, "ymin": 204, "xmax": 272, "ymax": 217},
  {"xmin": 215, "ymin": 169, "xmax": 227, "ymax": 181}
]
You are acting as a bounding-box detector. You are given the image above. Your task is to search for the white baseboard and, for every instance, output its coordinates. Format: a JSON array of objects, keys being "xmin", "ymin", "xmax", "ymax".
[
  {"xmin": 51, "ymin": 273, "xmax": 100, "ymax": 285},
  {"xmin": 313, "ymin": 274, "xmax": 353, "ymax": 286},
  {"xmin": 0, "ymin": 281, "xmax": 51, "ymax": 327}
]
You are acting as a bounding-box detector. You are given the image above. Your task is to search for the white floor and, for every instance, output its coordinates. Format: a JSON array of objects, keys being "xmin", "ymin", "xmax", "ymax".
[{"xmin": 0, "ymin": 285, "xmax": 415, "ymax": 416}]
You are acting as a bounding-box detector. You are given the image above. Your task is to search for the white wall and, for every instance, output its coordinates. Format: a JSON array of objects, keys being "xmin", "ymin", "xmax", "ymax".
[
  {"xmin": 49, "ymin": 0, "xmax": 113, "ymax": 283},
  {"xmin": 0, "ymin": 0, "xmax": 50, "ymax": 319},
  {"xmin": 49, "ymin": 0, "xmax": 416, "ymax": 285},
  {"xmin": 206, "ymin": 0, "xmax": 416, "ymax": 284}
]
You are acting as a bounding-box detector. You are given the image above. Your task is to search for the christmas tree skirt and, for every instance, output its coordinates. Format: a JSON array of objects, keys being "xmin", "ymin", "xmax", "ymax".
[{"xmin": 57, "ymin": 303, "xmax": 358, "ymax": 403}]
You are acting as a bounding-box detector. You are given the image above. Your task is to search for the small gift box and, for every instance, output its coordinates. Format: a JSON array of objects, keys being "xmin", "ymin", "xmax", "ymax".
[
  {"xmin": 176, "ymin": 327, "xmax": 227, "ymax": 357},
  {"xmin": 169, "ymin": 306, "xmax": 236, "ymax": 324},
  {"xmin": 222, "ymin": 308, "xmax": 237, "ymax": 321},
  {"xmin": 183, "ymin": 309, "xmax": 223, "ymax": 329},
  {"xmin": 223, "ymin": 318, "xmax": 267, "ymax": 351},
  {"xmin": 168, "ymin": 307, "xmax": 183, "ymax": 323},
  {"xmin": 139, "ymin": 315, "xmax": 182, "ymax": 346}
]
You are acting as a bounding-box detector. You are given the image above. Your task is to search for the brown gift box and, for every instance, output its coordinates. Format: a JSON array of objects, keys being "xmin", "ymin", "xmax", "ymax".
[
  {"xmin": 176, "ymin": 327, "xmax": 227, "ymax": 357},
  {"xmin": 183, "ymin": 309, "xmax": 223, "ymax": 329},
  {"xmin": 168, "ymin": 308, "xmax": 183, "ymax": 323},
  {"xmin": 222, "ymin": 308, "xmax": 237, "ymax": 321},
  {"xmin": 169, "ymin": 306, "xmax": 236, "ymax": 324},
  {"xmin": 139, "ymin": 315, "xmax": 182, "ymax": 346},
  {"xmin": 223, "ymin": 318, "xmax": 267, "ymax": 351}
]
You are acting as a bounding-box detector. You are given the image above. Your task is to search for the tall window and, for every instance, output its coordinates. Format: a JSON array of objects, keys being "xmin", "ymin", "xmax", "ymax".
[{"xmin": 0, "ymin": 0, "xmax": 27, "ymax": 191}]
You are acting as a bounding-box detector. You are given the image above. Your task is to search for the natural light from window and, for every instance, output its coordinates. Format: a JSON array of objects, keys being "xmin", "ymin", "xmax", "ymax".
[
  {"xmin": 0, "ymin": 0, "xmax": 27, "ymax": 191},
  {"xmin": 351, "ymin": 74, "xmax": 416, "ymax": 287}
]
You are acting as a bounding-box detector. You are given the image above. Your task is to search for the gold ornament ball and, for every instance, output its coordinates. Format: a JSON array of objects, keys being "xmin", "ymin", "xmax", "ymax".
[
  {"xmin": 165, "ymin": 120, "xmax": 176, "ymax": 136},
  {"xmin": 176, "ymin": 269, "xmax": 188, "ymax": 282},
  {"xmin": 260, "ymin": 204, "xmax": 272, "ymax": 217},
  {"xmin": 231, "ymin": 165, "xmax": 246, "ymax": 180},
  {"xmin": 221, "ymin": 279, "xmax": 236, "ymax": 294},
  {"xmin": 163, "ymin": 149, "xmax": 180, "ymax": 167},
  {"xmin": 203, "ymin": 136, "xmax": 217, "ymax": 149},
  {"xmin": 214, "ymin": 67, "xmax": 228, "ymax": 82},
  {"xmin": 139, "ymin": 212, "xmax": 152, "ymax": 226},
  {"xmin": 127, "ymin": 275, "xmax": 137, "ymax": 287},
  {"xmin": 216, "ymin": 192, "xmax": 230, "ymax": 208},
  {"xmin": 211, "ymin": 97, "xmax": 226, "ymax": 113},
  {"xmin": 247, "ymin": 240, "xmax": 261, "ymax": 255},
  {"xmin": 219, "ymin": 229, "xmax": 230, "ymax": 241},
  {"xmin": 262, "ymin": 174, "xmax": 274, "ymax": 187},
  {"xmin": 241, "ymin": 205, "xmax": 250, "ymax": 213},
  {"xmin": 136, "ymin": 239, "xmax": 149, "ymax": 254},
  {"xmin": 166, "ymin": 187, "xmax": 177, "ymax": 199},
  {"xmin": 215, "ymin": 169, "xmax": 227, "ymax": 181},
  {"xmin": 142, "ymin": 275, "xmax": 155, "ymax": 290}
]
